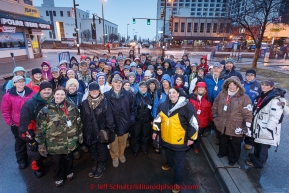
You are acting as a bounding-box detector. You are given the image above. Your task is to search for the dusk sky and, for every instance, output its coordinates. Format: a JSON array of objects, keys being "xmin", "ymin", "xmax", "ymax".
[{"xmin": 34, "ymin": 0, "xmax": 157, "ymax": 40}]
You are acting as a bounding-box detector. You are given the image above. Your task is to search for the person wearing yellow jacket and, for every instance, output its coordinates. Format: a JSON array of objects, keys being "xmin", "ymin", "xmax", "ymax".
[{"xmin": 152, "ymin": 86, "xmax": 198, "ymax": 193}]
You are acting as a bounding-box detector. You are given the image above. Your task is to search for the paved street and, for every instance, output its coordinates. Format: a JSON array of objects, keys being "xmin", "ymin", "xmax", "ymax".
[{"xmin": 0, "ymin": 79, "xmax": 222, "ymax": 193}]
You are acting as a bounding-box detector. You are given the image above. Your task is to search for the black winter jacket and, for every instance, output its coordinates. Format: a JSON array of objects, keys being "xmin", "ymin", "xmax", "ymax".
[
  {"xmin": 49, "ymin": 77, "xmax": 67, "ymax": 91},
  {"xmin": 66, "ymin": 92, "xmax": 83, "ymax": 110},
  {"xmin": 81, "ymin": 98, "xmax": 115, "ymax": 145},
  {"xmin": 134, "ymin": 92, "xmax": 153, "ymax": 123},
  {"xmin": 104, "ymin": 89, "xmax": 137, "ymax": 136}
]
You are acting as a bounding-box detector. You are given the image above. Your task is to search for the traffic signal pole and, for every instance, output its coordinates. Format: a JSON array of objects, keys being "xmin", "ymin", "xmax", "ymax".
[
  {"xmin": 162, "ymin": 1, "xmax": 167, "ymax": 57},
  {"xmin": 73, "ymin": 0, "xmax": 80, "ymax": 55}
]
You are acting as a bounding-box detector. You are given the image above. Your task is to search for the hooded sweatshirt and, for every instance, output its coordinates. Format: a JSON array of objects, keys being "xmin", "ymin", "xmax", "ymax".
[
  {"xmin": 41, "ymin": 61, "xmax": 52, "ymax": 80},
  {"xmin": 5, "ymin": 67, "xmax": 31, "ymax": 92}
]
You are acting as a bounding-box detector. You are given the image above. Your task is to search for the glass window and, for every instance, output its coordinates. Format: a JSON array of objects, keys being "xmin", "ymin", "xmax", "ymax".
[
  {"xmin": 204, "ymin": 3, "xmax": 208, "ymax": 7},
  {"xmin": 180, "ymin": 0, "xmax": 184, "ymax": 2},
  {"xmin": 181, "ymin": 22, "xmax": 185, "ymax": 32},
  {"xmin": 216, "ymin": 4, "xmax": 221, "ymax": 7},
  {"xmin": 191, "ymin": 3, "xmax": 196, "ymax": 7},
  {"xmin": 211, "ymin": 0, "xmax": 215, "ymax": 2},
  {"xmin": 197, "ymin": 12, "xmax": 201, "ymax": 16},
  {"xmin": 60, "ymin": 11, "xmax": 63, "ymax": 17},
  {"xmin": 173, "ymin": 3, "xmax": 178, "ymax": 6},
  {"xmin": 49, "ymin": 31, "xmax": 52, "ymax": 38},
  {"xmin": 226, "ymin": 23, "xmax": 231, "ymax": 33},
  {"xmin": 186, "ymin": 0, "xmax": 190, "ymax": 2},
  {"xmin": 206, "ymin": 23, "xmax": 211, "ymax": 33},
  {"xmin": 53, "ymin": 11, "xmax": 56, "ymax": 16},
  {"xmin": 219, "ymin": 23, "xmax": 224, "ymax": 33},
  {"xmin": 67, "ymin": 11, "xmax": 71, "ymax": 17},
  {"xmin": 197, "ymin": 3, "xmax": 202, "ymax": 6},
  {"xmin": 203, "ymin": 8, "xmax": 208, "ymax": 11},
  {"xmin": 167, "ymin": 3, "xmax": 172, "ymax": 6},
  {"xmin": 191, "ymin": 12, "xmax": 195, "ymax": 15},
  {"xmin": 198, "ymin": 0, "xmax": 202, "ymax": 2},
  {"xmin": 216, "ymin": 8, "xmax": 220, "ymax": 11},
  {"xmin": 197, "ymin": 8, "xmax": 202, "ymax": 11},
  {"xmin": 179, "ymin": 3, "xmax": 184, "ymax": 6},
  {"xmin": 213, "ymin": 23, "xmax": 217, "ymax": 33},
  {"xmin": 23, "ymin": 0, "xmax": 32, "ymax": 5},
  {"xmin": 210, "ymin": 8, "xmax": 214, "ymax": 11},
  {"xmin": 46, "ymin": 11, "xmax": 49, "ymax": 16},
  {"xmin": 161, "ymin": 3, "xmax": 164, "ymax": 6},
  {"xmin": 174, "ymin": 22, "xmax": 179, "ymax": 32},
  {"xmin": 191, "ymin": 8, "xmax": 196, "ymax": 11},
  {"xmin": 217, "ymin": 0, "xmax": 221, "ymax": 2},
  {"xmin": 187, "ymin": 22, "xmax": 191, "ymax": 32},
  {"xmin": 194, "ymin": 23, "xmax": 198, "ymax": 32},
  {"xmin": 200, "ymin": 23, "xmax": 204, "ymax": 33},
  {"xmin": 209, "ymin": 12, "xmax": 214, "ymax": 16},
  {"xmin": 210, "ymin": 4, "xmax": 215, "ymax": 7},
  {"xmin": 185, "ymin": 3, "xmax": 190, "ymax": 7}
]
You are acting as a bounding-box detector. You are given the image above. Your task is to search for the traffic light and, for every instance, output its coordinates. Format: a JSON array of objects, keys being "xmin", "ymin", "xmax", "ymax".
[
  {"xmin": 169, "ymin": 16, "xmax": 173, "ymax": 31},
  {"xmin": 73, "ymin": 33, "xmax": 78, "ymax": 37},
  {"xmin": 160, "ymin": 11, "xmax": 164, "ymax": 19},
  {"xmin": 133, "ymin": 18, "xmax": 136, "ymax": 24},
  {"xmin": 147, "ymin": 19, "xmax": 151, "ymax": 25}
]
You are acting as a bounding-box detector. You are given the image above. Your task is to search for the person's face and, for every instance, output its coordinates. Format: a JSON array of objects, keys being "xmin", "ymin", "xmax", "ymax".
[
  {"xmin": 42, "ymin": 65, "xmax": 49, "ymax": 71},
  {"xmin": 176, "ymin": 68, "xmax": 183, "ymax": 75},
  {"xmin": 151, "ymin": 61, "xmax": 156, "ymax": 65},
  {"xmin": 246, "ymin": 74, "xmax": 255, "ymax": 82},
  {"xmin": 118, "ymin": 60, "xmax": 124, "ymax": 67},
  {"xmin": 60, "ymin": 70, "xmax": 66, "ymax": 76},
  {"xmin": 103, "ymin": 68, "xmax": 109, "ymax": 74},
  {"xmin": 33, "ymin": 73, "xmax": 42, "ymax": 81},
  {"xmin": 131, "ymin": 66, "xmax": 136, "ymax": 71},
  {"xmin": 124, "ymin": 69, "xmax": 130, "ymax": 76},
  {"xmin": 67, "ymin": 71, "xmax": 75, "ymax": 79},
  {"xmin": 157, "ymin": 59, "xmax": 161, "ymax": 63},
  {"xmin": 191, "ymin": 66, "xmax": 197, "ymax": 72},
  {"xmin": 68, "ymin": 83, "xmax": 77, "ymax": 94},
  {"xmin": 225, "ymin": 62, "xmax": 233, "ymax": 71},
  {"xmin": 89, "ymin": 90, "xmax": 100, "ymax": 98},
  {"xmin": 136, "ymin": 68, "xmax": 142, "ymax": 75},
  {"xmin": 92, "ymin": 71, "xmax": 98, "ymax": 79},
  {"xmin": 183, "ymin": 56, "xmax": 187, "ymax": 60},
  {"xmin": 81, "ymin": 64, "xmax": 88, "ymax": 72},
  {"xmin": 129, "ymin": 51, "xmax": 133, "ymax": 55},
  {"xmin": 157, "ymin": 69, "xmax": 163, "ymax": 75},
  {"xmin": 14, "ymin": 79, "xmax": 25, "ymax": 90},
  {"xmin": 170, "ymin": 56, "xmax": 174, "ymax": 61},
  {"xmin": 149, "ymin": 83, "xmax": 156, "ymax": 91},
  {"xmin": 15, "ymin": 71, "xmax": 25, "ymax": 76},
  {"xmin": 103, "ymin": 55, "xmax": 108, "ymax": 60},
  {"xmin": 261, "ymin": 83, "xmax": 273, "ymax": 93},
  {"xmin": 123, "ymin": 83, "xmax": 131, "ymax": 91},
  {"xmin": 162, "ymin": 80, "xmax": 170, "ymax": 89},
  {"xmin": 169, "ymin": 88, "xmax": 180, "ymax": 103},
  {"xmin": 125, "ymin": 61, "xmax": 131, "ymax": 65},
  {"xmin": 111, "ymin": 62, "xmax": 116, "ymax": 67},
  {"xmin": 176, "ymin": 61, "xmax": 181, "ymax": 64},
  {"xmin": 72, "ymin": 65, "xmax": 78, "ymax": 72},
  {"xmin": 213, "ymin": 67, "xmax": 221, "ymax": 76},
  {"xmin": 175, "ymin": 77, "xmax": 183, "ymax": 86},
  {"xmin": 228, "ymin": 82, "xmax": 238, "ymax": 92},
  {"xmin": 201, "ymin": 59, "xmax": 206, "ymax": 64},
  {"xmin": 135, "ymin": 60, "xmax": 140, "ymax": 64},
  {"xmin": 52, "ymin": 71, "xmax": 59, "ymax": 79},
  {"xmin": 85, "ymin": 59, "xmax": 91, "ymax": 64},
  {"xmin": 98, "ymin": 76, "xmax": 105, "ymax": 85},
  {"xmin": 60, "ymin": 63, "xmax": 67, "ymax": 68},
  {"xmin": 198, "ymin": 70, "xmax": 204, "ymax": 77},
  {"xmin": 129, "ymin": 76, "xmax": 135, "ymax": 83},
  {"xmin": 54, "ymin": 90, "xmax": 66, "ymax": 104},
  {"xmin": 197, "ymin": 87, "xmax": 206, "ymax": 95},
  {"xmin": 114, "ymin": 74, "xmax": 120, "ymax": 78},
  {"xmin": 90, "ymin": 64, "xmax": 95, "ymax": 69},
  {"xmin": 40, "ymin": 88, "xmax": 52, "ymax": 99},
  {"xmin": 112, "ymin": 81, "xmax": 122, "ymax": 92},
  {"xmin": 149, "ymin": 69, "xmax": 154, "ymax": 73},
  {"xmin": 144, "ymin": 76, "xmax": 151, "ymax": 80},
  {"xmin": 164, "ymin": 62, "xmax": 169, "ymax": 68},
  {"xmin": 99, "ymin": 62, "xmax": 105, "ymax": 69},
  {"xmin": 139, "ymin": 85, "xmax": 147, "ymax": 94},
  {"xmin": 185, "ymin": 61, "xmax": 189, "ymax": 66},
  {"xmin": 147, "ymin": 57, "xmax": 152, "ymax": 61},
  {"xmin": 141, "ymin": 55, "xmax": 146, "ymax": 61}
]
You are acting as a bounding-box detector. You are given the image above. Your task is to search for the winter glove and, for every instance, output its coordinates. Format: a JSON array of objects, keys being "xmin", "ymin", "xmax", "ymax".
[
  {"xmin": 79, "ymin": 133, "xmax": 83, "ymax": 144},
  {"xmin": 38, "ymin": 144, "xmax": 48, "ymax": 157},
  {"xmin": 235, "ymin": 127, "xmax": 251, "ymax": 137},
  {"xmin": 208, "ymin": 121, "xmax": 214, "ymax": 129},
  {"xmin": 28, "ymin": 140, "xmax": 38, "ymax": 152}
]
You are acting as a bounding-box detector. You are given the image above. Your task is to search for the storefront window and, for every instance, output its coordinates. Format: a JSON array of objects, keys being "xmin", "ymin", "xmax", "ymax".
[
  {"xmin": 31, "ymin": 35, "xmax": 40, "ymax": 54},
  {"xmin": 0, "ymin": 32, "xmax": 26, "ymax": 50},
  {"xmin": 23, "ymin": 0, "xmax": 33, "ymax": 6}
]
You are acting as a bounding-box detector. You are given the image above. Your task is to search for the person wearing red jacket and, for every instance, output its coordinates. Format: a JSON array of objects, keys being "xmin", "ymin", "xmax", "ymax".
[
  {"xmin": 189, "ymin": 82, "xmax": 213, "ymax": 153},
  {"xmin": 198, "ymin": 55, "xmax": 209, "ymax": 74}
]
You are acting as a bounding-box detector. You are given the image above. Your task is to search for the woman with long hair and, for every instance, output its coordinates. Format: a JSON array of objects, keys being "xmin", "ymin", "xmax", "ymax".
[{"xmin": 27, "ymin": 68, "xmax": 45, "ymax": 93}]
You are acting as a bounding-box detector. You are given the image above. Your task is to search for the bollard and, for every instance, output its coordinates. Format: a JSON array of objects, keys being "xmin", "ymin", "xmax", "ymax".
[{"xmin": 10, "ymin": 53, "xmax": 16, "ymax": 68}]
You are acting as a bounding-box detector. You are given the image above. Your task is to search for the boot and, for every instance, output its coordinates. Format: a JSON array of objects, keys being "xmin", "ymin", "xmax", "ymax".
[
  {"xmin": 73, "ymin": 150, "xmax": 80, "ymax": 159},
  {"xmin": 89, "ymin": 165, "xmax": 97, "ymax": 178},
  {"xmin": 94, "ymin": 162, "xmax": 106, "ymax": 179}
]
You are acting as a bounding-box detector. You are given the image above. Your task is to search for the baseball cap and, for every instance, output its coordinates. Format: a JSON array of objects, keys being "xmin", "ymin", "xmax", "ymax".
[{"xmin": 12, "ymin": 76, "xmax": 25, "ymax": 83}]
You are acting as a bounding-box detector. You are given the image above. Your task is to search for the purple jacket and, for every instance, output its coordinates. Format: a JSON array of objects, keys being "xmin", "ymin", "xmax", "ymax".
[
  {"xmin": 135, "ymin": 73, "xmax": 144, "ymax": 83},
  {"xmin": 2, "ymin": 87, "xmax": 34, "ymax": 127}
]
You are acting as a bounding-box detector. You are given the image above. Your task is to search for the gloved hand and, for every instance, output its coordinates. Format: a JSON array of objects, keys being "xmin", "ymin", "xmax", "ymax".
[
  {"xmin": 28, "ymin": 140, "xmax": 38, "ymax": 152},
  {"xmin": 235, "ymin": 127, "xmax": 251, "ymax": 137},
  {"xmin": 79, "ymin": 133, "xmax": 83, "ymax": 144},
  {"xmin": 38, "ymin": 144, "xmax": 48, "ymax": 157}
]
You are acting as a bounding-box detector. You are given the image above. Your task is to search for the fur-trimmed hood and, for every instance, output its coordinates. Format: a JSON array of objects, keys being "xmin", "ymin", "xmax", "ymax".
[
  {"xmin": 222, "ymin": 76, "xmax": 245, "ymax": 95},
  {"xmin": 146, "ymin": 78, "xmax": 160, "ymax": 90}
]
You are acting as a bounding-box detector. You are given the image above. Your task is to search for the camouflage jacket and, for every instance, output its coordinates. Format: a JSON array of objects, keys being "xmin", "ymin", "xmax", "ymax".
[
  {"xmin": 35, "ymin": 99, "xmax": 83, "ymax": 155},
  {"xmin": 77, "ymin": 70, "xmax": 91, "ymax": 84}
]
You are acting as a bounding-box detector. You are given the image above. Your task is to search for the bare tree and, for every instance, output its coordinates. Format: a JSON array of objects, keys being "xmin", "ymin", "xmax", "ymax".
[
  {"xmin": 108, "ymin": 33, "xmax": 118, "ymax": 42},
  {"xmin": 228, "ymin": 0, "xmax": 288, "ymax": 68},
  {"xmin": 81, "ymin": 29, "xmax": 92, "ymax": 42}
]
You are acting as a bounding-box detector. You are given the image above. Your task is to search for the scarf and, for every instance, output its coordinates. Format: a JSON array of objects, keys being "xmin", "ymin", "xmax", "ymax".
[
  {"xmin": 87, "ymin": 93, "xmax": 104, "ymax": 109},
  {"xmin": 228, "ymin": 88, "xmax": 239, "ymax": 97}
]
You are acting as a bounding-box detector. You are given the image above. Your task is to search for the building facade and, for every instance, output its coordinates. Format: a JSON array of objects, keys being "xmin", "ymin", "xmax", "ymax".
[
  {"xmin": 156, "ymin": 0, "xmax": 228, "ymax": 41},
  {"xmin": 0, "ymin": 0, "xmax": 52, "ymax": 62}
]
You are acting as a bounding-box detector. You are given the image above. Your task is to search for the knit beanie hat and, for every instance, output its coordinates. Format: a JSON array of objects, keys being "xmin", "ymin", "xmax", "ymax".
[
  {"xmin": 88, "ymin": 82, "xmax": 100, "ymax": 91},
  {"xmin": 66, "ymin": 78, "xmax": 79, "ymax": 90},
  {"xmin": 32, "ymin": 68, "xmax": 42, "ymax": 75},
  {"xmin": 246, "ymin": 69, "xmax": 256, "ymax": 76},
  {"xmin": 226, "ymin": 58, "xmax": 235, "ymax": 64},
  {"xmin": 128, "ymin": 72, "xmax": 136, "ymax": 78},
  {"xmin": 39, "ymin": 81, "xmax": 53, "ymax": 92},
  {"xmin": 138, "ymin": 81, "xmax": 147, "ymax": 87},
  {"xmin": 144, "ymin": 70, "xmax": 152, "ymax": 77}
]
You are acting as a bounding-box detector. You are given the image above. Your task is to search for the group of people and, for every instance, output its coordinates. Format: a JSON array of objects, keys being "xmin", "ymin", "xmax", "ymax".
[{"xmin": 2, "ymin": 50, "xmax": 288, "ymax": 193}]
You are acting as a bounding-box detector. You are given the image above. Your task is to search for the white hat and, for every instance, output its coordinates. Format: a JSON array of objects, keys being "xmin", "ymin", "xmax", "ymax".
[{"xmin": 144, "ymin": 70, "xmax": 152, "ymax": 77}]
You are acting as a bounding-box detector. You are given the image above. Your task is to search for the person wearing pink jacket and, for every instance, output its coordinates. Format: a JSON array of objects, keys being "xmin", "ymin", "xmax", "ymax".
[{"xmin": 1, "ymin": 76, "xmax": 35, "ymax": 169}]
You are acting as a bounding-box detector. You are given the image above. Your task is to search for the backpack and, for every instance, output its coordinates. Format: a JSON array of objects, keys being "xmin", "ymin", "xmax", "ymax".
[{"xmin": 2, "ymin": 80, "xmax": 9, "ymax": 95}]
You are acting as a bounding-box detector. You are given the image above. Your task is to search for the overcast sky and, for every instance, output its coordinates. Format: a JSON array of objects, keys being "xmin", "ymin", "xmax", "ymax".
[{"xmin": 34, "ymin": 0, "xmax": 157, "ymax": 40}]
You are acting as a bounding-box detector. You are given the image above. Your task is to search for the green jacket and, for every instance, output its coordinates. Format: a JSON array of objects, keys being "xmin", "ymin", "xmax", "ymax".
[{"xmin": 36, "ymin": 99, "xmax": 83, "ymax": 155}]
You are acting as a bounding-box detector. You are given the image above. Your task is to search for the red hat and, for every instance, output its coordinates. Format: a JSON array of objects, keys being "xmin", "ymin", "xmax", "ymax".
[
  {"xmin": 80, "ymin": 55, "xmax": 86, "ymax": 60},
  {"xmin": 196, "ymin": 82, "xmax": 207, "ymax": 88}
]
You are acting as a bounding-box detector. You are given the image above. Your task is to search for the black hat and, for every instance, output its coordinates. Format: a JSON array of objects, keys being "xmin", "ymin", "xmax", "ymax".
[
  {"xmin": 136, "ymin": 64, "xmax": 143, "ymax": 69},
  {"xmin": 39, "ymin": 81, "xmax": 53, "ymax": 92},
  {"xmin": 88, "ymin": 82, "xmax": 100, "ymax": 91},
  {"xmin": 220, "ymin": 60, "xmax": 226, "ymax": 65},
  {"xmin": 261, "ymin": 79, "xmax": 274, "ymax": 87},
  {"xmin": 246, "ymin": 69, "xmax": 256, "ymax": 76},
  {"xmin": 32, "ymin": 68, "xmax": 42, "ymax": 75}
]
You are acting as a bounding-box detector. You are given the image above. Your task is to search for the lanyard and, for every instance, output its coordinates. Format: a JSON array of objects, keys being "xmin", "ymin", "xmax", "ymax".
[
  {"xmin": 68, "ymin": 96, "xmax": 78, "ymax": 106},
  {"xmin": 226, "ymin": 95, "xmax": 231, "ymax": 105},
  {"xmin": 60, "ymin": 101, "xmax": 69, "ymax": 117},
  {"xmin": 256, "ymin": 96, "xmax": 267, "ymax": 109},
  {"xmin": 213, "ymin": 75, "xmax": 218, "ymax": 85}
]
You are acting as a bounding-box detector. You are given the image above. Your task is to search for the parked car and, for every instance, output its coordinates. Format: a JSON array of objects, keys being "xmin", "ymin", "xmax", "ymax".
[
  {"xmin": 142, "ymin": 41, "xmax": 149, "ymax": 48},
  {"xmin": 248, "ymin": 44, "xmax": 256, "ymax": 51}
]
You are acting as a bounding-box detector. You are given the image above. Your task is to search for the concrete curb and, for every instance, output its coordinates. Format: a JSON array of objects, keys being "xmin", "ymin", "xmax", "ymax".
[{"xmin": 200, "ymin": 132, "xmax": 259, "ymax": 193}]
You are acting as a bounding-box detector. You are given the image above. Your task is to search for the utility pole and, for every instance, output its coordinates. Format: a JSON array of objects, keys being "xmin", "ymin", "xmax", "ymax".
[
  {"xmin": 162, "ymin": 1, "xmax": 167, "ymax": 57},
  {"xmin": 102, "ymin": 0, "xmax": 105, "ymax": 48},
  {"xmin": 73, "ymin": 0, "xmax": 80, "ymax": 55}
]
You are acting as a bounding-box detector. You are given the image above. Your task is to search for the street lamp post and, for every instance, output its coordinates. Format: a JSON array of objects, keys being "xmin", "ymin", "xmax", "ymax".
[
  {"xmin": 162, "ymin": 0, "xmax": 167, "ymax": 57},
  {"xmin": 73, "ymin": 0, "xmax": 80, "ymax": 55},
  {"xmin": 127, "ymin": 24, "xmax": 129, "ymax": 41},
  {"xmin": 102, "ymin": 0, "xmax": 106, "ymax": 48},
  {"xmin": 169, "ymin": 0, "xmax": 174, "ymax": 49}
]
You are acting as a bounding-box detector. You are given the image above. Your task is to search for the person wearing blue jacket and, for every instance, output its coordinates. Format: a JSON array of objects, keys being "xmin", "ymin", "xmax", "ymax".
[
  {"xmin": 204, "ymin": 62, "xmax": 225, "ymax": 102},
  {"xmin": 5, "ymin": 67, "xmax": 31, "ymax": 93},
  {"xmin": 241, "ymin": 69, "xmax": 261, "ymax": 150},
  {"xmin": 171, "ymin": 64, "xmax": 189, "ymax": 89}
]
